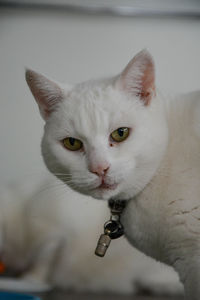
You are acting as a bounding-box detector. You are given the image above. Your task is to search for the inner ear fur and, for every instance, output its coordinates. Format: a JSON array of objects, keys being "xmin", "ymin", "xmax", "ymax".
[{"xmin": 116, "ymin": 49, "xmax": 156, "ymax": 105}]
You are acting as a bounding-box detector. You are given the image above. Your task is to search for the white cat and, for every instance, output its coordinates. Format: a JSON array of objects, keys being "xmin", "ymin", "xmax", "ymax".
[
  {"xmin": 25, "ymin": 49, "xmax": 199, "ymax": 299},
  {"xmin": 0, "ymin": 175, "xmax": 183, "ymax": 295}
]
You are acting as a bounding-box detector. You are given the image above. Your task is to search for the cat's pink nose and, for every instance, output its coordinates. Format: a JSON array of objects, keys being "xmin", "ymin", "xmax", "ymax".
[{"xmin": 90, "ymin": 164, "xmax": 110, "ymax": 177}]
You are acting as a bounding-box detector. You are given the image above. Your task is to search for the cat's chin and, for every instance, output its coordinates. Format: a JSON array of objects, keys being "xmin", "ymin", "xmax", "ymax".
[
  {"xmin": 70, "ymin": 182, "xmax": 135, "ymax": 201},
  {"xmin": 85, "ymin": 185, "xmax": 120, "ymax": 201}
]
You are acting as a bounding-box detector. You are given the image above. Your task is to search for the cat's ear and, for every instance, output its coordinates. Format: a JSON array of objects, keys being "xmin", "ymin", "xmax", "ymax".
[
  {"xmin": 25, "ymin": 69, "xmax": 64, "ymax": 120},
  {"xmin": 116, "ymin": 49, "xmax": 155, "ymax": 105}
]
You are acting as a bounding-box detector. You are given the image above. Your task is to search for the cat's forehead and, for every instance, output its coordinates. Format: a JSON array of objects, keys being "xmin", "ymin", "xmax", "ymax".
[
  {"xmin": 63, "ymin": 87, "xmax": 114, "ymax": 135},
  {"xmin": 60, "ymin": 82, "xmax": 133, "ymax": 136},
  {"xmin": 49, "ymin": 79, "xmax": 142, "ymax": 143}
]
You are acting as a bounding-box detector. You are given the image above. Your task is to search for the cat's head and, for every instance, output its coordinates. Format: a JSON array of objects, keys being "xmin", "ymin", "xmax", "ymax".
[{"xmin": 26, "ymin": 50, "xmax": 168, "ymax": 201}]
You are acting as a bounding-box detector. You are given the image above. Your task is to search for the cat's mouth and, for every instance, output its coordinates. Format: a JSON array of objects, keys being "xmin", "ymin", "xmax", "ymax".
[{"xmin": 98, "ymin": 179, "xmax": 118, "ymax": 190}]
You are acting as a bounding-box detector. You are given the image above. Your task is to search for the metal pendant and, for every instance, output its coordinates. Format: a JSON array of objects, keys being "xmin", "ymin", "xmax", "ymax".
[
  {"xmin": 95, "ymin": 219, "xmax": 124, "ymax": 257},
  {"xmin": 95, "ymin": 234, "xmax": 111, "ymax": 257},
  {"xmin": 95, "ymin": 199, "xmax": 126, "ymax": 257}
]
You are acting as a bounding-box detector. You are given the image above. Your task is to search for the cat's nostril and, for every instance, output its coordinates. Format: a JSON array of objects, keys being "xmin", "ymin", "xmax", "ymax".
[{"xmin": 90, "ymin": 164, "xmax": 110, "ymax": 177}]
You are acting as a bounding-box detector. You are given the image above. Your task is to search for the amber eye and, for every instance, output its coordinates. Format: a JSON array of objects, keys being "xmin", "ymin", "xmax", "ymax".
[
  {"xmin": 110, "ymin": 127, "xmax": 129, "ymax": 143},
  {"xmin": 63, "ymin": 137, "xmax": 83, "ymax": 151}
]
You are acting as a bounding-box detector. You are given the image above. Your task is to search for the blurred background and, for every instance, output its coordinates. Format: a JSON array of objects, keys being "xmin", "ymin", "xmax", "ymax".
[
  {"xmin": 0, "ymin": 1, "xmax": 200, "ymax": 299},
  {"xmin": 0, "ymin": 0, "xmax": 200, "ymax": 185}
]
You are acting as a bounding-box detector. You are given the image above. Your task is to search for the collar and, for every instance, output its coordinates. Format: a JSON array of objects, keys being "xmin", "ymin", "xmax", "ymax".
[{"xmin": 108, "ymin": 199, "xmax": 127, "ymax": 217}]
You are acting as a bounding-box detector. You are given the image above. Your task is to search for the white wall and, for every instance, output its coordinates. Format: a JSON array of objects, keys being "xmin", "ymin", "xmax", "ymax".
[{"xmin": 0, "ymin": 7, "xmax": 200, "ymax": 184}]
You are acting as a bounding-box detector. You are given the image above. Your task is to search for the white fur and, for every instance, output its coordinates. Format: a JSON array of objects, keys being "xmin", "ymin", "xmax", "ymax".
[
  {"xmin": 26, "ymin": 50, "xmax": 200, "ymax": 298},
  {"xmin": 0, "ymin": 176, "xmax": 183, "ymax": 295},
  {"xmin": 41, "ymin": 81, "xmax": 168, "ymax": 201},
  {"xmin": 122, "ymin": 90, "xmax": 200, "ymax": 300}
]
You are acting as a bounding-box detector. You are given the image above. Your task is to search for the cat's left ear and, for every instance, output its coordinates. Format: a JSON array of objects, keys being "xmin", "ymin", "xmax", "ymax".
[
  {"xmin": 25, "ymin": 69, "xmax": 64, "ymax": 120},
  {"xmin": 116, "ymin": 49, "xmax": 155, "ymax": 105}
]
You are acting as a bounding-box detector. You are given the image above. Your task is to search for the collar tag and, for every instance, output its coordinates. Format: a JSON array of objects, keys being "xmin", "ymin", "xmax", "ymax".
[{"xmin": 95, "ymin": 199, "xmax": 126, "ymax": 257}]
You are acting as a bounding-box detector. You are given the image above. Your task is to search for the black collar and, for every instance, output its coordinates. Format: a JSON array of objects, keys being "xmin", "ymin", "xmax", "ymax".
[{"xmin": 108, "ymin": 199, "xmax": 127, "ymax": 216}]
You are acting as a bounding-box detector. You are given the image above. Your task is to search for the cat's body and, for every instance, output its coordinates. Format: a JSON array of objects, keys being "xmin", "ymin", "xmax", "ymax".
[
  {"xmin": 26, "ymin": 50, "xmax": 200, "ymax": 299},
  {"xmin": 0, "ymin": 176, "xmax": 182, "ymax": 295},
  {"xmin": 122, "ymin": 91, "xmax": 200, "ymax": 299}
]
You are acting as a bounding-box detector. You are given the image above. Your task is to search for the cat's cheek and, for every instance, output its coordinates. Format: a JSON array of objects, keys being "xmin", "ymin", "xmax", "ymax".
[{"xmin": 42, "ymin": 138, "xmax": 80, "ymax": 179}]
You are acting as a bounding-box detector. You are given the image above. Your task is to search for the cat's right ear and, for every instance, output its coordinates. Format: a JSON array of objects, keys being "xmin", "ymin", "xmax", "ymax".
[{"xmin": 25, "ymin": 69, "xmax": 64, "ymax": 120}]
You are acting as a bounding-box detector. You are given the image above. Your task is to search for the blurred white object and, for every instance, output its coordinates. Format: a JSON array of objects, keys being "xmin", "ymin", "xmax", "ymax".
[{"xmin": 0, "ymin": 175, "xmax": 183, "ymax": 295}]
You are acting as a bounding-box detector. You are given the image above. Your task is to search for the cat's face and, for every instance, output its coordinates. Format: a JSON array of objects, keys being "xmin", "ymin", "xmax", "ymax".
[{"xmin": 26, "ymin": 50, "xmax": 168, "ymax": 201}]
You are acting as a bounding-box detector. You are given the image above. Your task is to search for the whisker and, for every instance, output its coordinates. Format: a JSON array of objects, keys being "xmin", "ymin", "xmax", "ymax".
[{"xmin": 33, "ymin": 181, "xmax": 67, "ymax": 194}]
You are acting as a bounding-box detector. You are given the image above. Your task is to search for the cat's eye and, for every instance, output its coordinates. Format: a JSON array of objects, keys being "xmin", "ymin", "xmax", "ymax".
[
  {"xmin": 63, "ymin": 137, "xmax": 83, "ymax": 151},
  {"xmin": 110, "ymin": 127, "xmax": 129, "ymax": 143}
]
